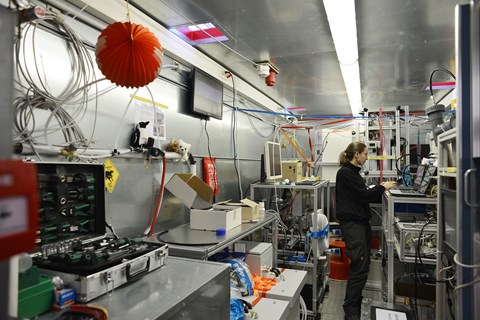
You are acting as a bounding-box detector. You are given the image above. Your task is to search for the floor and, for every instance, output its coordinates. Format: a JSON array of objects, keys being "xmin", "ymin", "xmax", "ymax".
[{"xmin": 318, "ymin": 279, "xmax": 382, "ymax": 320}]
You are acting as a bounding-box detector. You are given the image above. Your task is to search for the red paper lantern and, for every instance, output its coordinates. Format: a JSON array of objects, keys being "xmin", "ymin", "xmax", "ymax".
[{"xmin": 96, "ymin": 22, "xmax": 163, "ymax": 88}]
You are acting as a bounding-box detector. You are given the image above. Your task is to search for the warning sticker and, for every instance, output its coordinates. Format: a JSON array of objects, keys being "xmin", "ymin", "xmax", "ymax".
[{"xmin": 104, "ymin": 159, "xmax": 120, "ymax": 193}]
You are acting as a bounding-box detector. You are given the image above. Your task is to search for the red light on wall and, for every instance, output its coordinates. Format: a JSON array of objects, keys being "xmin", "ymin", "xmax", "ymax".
[
  {"xmin": 265, "ymin": 68, "xmax": 279, "ymax": 86},
  {"xmin": 287, "ymin": 106, "xmax": 307, "ymax": 112}
]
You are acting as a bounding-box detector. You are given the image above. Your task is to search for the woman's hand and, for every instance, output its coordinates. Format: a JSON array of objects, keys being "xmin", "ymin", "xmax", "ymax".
[{"xmin": 381, "ymin": 181, "xmax": 397, "ymax": 190}]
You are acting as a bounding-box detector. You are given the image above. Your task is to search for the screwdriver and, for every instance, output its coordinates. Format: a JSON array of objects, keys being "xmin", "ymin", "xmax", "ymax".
[{"xmin": 75, "ymin": 203, "xmax": 90, "ymax": 211}]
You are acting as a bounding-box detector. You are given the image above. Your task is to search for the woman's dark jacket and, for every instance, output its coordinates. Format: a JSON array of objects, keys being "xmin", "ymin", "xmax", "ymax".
[{"xmin": 335, "ymin": 162, "xmax": 385, "ymax": 222}]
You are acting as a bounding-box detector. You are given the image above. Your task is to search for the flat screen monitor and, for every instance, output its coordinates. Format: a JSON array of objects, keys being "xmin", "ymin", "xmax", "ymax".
[
  {"xmin": 264, "ymin": 141, "xmax": 283, "ymax": 180},
  {"xmin": 191, "ymin": 68, "xmax": 224, "ymax": 120}
]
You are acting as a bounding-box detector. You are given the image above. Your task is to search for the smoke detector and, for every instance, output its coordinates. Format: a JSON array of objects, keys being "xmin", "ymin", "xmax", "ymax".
[{"xmin": 254, "ymin": 61, "xmax": 279, "ymax": 86}]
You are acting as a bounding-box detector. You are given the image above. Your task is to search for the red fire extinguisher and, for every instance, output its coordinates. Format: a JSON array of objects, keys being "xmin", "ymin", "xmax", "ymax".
[{"xmin": 203, "ymin": 157, "xmax": 219, "ymax": 195}]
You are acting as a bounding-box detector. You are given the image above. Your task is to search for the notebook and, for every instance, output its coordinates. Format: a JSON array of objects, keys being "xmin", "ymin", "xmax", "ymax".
[{"xmin": 389, "ymin": 165, "xmax": 435, "ymax": 197}]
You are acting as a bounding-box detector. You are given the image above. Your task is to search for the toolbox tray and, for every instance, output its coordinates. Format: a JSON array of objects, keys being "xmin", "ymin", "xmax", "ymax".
[
  {"xmin": 32, "ymin": 163, "xmax": 169, "ymax": 302},
  {"xmin": 34, "ymin": 239, "xmax": 158, "ymax": 275},
  {"xmin": 39, "ymin": 244, "xmax": 168, "ymax": 302},
  {"xmin": 35, "ymin": 163, "xmax": 106, "ymax": 244}
]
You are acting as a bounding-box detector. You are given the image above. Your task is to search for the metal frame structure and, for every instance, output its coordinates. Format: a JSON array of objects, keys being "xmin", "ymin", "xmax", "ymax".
[
  {"xmin": 436, "ymin": 128, "xmax": 457, "ymax": 319},
  {"xmin": 382, "ymin": 193, "xmax": 437, "ymax": 303},
  {"xmin": 250, "ymin": 180, "xmax": 329, "ymax": 319},
  {"xmin": 364, "ymin": 106, "xmax": 410, "ymax": 180}
]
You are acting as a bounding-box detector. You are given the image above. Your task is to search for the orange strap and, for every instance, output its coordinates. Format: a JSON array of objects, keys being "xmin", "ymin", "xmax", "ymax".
[
  {"xmin": 252, "ymin": 296, "xmax": 263, "ymax": 307},
  {"xmin": 252, "ymin": 275, "xmax": 278, "ymax": 297},
  {"xmin": 280, "ymin": 129, "xmax": 312, "ymax": 167}
]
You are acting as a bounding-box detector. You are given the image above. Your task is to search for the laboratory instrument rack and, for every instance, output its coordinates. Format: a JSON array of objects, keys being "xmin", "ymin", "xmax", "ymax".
[
  {"xmin": 362, "ymin": 106, "xmax": 410, "ymax": 180},
  {"xmin": 436, "ymin": 128, "xmax": 457, "ymax": 319},
  {"xmin": 381, "ymin": 192, "xmax": 437, "ymax": 303},
  {"xmin": 250, "ymin": 180, "xmax": 329, "ymax": 319}
]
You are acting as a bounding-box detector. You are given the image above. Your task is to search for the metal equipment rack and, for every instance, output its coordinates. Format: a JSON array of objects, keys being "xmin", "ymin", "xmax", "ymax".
[
  {"xmin": 381, "ymin": 192, "xmax": 437, "ymax": 303},
  {"xmin": 436, "ymin": 128, "xmax": 457, "ymax": 319},
  {"xmin": 363, "ymin": 106, "xmax": 410, "ymax": 180},
  {"xmin": 144, "ymin": 214, "xmax": 277, "ymax": 261},
  {"xmin": 250, "ymin": 180, "xmax": 329, "ymax": 319}
]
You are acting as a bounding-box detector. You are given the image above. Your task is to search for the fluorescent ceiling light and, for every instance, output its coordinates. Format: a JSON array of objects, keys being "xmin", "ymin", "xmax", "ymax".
[
  {"xmin": 323, "ymin": 0, "xmax": 362, "ymax": 116},
  {"xmin": 170, "ymin": 22, "xmax": 228, "ymax": 45}
]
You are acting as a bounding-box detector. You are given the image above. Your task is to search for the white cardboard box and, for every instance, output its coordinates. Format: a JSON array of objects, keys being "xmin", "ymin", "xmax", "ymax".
[
  {"xmin": 190, "ymin": 207, "xmax": 242, "ymax": 231},
  {"xmin": 165, "ymin": 173, "xmax": 213, "ymax": 209},
  {"xmin": 213, "ymin": 198, "xmax": 259, "ymax": 222}
]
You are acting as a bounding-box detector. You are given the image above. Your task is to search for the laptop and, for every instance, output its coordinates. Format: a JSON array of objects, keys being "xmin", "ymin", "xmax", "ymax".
[{"xmin": 389, "ymin": 165, "xmax": 435, "ymax": 197}]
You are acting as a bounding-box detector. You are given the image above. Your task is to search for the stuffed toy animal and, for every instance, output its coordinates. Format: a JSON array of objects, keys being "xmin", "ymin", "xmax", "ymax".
[
  {"xmin": 177, "ymin": 139, "xmax": 191, "ymax": 161},
  {"xmin": 166, "ymin": 139, "xmax": 191, "ymax": 161},
  {"xmin": 165, "ymin": 139, "xmax": 180, "ymax": 153}
]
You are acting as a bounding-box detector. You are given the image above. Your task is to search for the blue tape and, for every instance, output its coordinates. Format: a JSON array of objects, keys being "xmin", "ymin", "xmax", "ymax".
[{"xmin": 308, "ymin": 224, "xmax": 329, "ymax": 239}]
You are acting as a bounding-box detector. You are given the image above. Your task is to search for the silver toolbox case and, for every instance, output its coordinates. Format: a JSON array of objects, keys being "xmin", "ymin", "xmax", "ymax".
[
  {"xmin": 40, "ymin": 244, "xmax": 168, "ymax": 302},
  {"xmin": 33, "ymin": 163, "xmax": 168, "ymax": 302}
]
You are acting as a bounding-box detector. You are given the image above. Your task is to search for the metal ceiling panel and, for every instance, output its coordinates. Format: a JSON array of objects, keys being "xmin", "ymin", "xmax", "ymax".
[
  {"xmin": 357, "ymin": 0, "xmax": 460, "ymax": 112},
  {"xmin": 125, "ymin": 1, "xmax": 462, "ymax": 115}
]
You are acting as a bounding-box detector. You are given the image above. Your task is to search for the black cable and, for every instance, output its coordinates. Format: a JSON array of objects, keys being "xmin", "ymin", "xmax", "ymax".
[
  {"xmin": 414, "ymin": 218, "xmax": 433, "ymax": 318},
  {"xmin": 244, "ymin": 179, "xmax": 260, "ymax": 199},
  {"xmin": 230, "ymin": 73, "xmax": 242, "ymax": 200},
  {"xmin": 445, "ymin": 272, "xmax": 456, "ymax": 320},
  {"xmin": 417, "ymin": 218, "xmax": 434, "ymax": 275},
  {"xmin": 313, "ymin": 132, "xmax": 330, "ymax": 176},
  {"xmin": 436, "ymin": 88, "xmax": 455, "ymax": 105},
  {"xmin": 429, "ymin": 68, "xmax": 456, "ymax": 105},
  {"xmin": 204, "ymin": 120, "xmax": 217, "ymax": 203},
  {"xmin": 395, "ymin": 153, "xmax": 410, "ymax": 174}
]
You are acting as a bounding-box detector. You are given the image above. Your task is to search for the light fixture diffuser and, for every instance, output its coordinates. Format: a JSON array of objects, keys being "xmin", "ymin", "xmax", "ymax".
[
  {"xmin": 169, "ymin": 21, "xmax": 228, "ymax": 45},
  {"xmin": 323, "ymin": 0, "xmax": 362, "ymax": 115}
]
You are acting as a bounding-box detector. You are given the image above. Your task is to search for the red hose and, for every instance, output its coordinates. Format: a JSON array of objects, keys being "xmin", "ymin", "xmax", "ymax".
[
  {"xmin": 379, "ymin": 108, "xmax": 383, "ymax": 184},
  {"xmin": 148, "ymin": 156, "xmax": 167, "ymax": 237},
  {"xmin": 307, "ymin": 128, "xmax": 314, "ymax": 176}
]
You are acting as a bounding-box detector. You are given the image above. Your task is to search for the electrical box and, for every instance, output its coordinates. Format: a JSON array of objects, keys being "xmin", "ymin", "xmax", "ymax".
[
  {"xmin": 281, "ymin": 160, "xmax": 302, "ymax": 182},
  {"xmin": 393, "ymin": 219, "xmax": 441, "ymax": 264},
  {"xmin": 0, "ymin": 160, "xmax": 38, "ymax": 261},
  {"xmin": 235, "ymin": 241, "xmax": 273, "ymax": 275}
]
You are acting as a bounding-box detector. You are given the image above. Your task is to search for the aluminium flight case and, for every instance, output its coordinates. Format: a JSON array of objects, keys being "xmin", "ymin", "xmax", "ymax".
[
  {"xmin": 33, "ymin": 163, "xmax": 168, "ymax": 302},
  {"xmin": 38, "ymin": 241, "xmax": 168, "ymax": 302}
]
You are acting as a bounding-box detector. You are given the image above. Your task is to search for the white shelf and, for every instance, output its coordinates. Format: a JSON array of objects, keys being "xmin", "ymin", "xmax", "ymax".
[
  {"xmin": 439, "ymin": 172, "xmax": 457, "ymax": 177},
  {"xmin": 438, "ymin": 167, "xmax": 457, "ymax": 177},
  {"xmin": 369, "ymin": 126, "xmax": 396, "ymax": 130}
]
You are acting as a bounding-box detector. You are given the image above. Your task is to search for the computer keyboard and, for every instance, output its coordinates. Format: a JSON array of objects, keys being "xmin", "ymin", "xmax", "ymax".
[
  {"xmin": 294, "ymin": 180, "xmax": 319, "ymax": 185},
  {"xmin": 392, "ymin": 186, "xmax": 412, "ymax": 191}
]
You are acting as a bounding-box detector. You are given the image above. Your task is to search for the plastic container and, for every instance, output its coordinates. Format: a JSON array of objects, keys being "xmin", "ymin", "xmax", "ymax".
[
  {"xmin": 18, "ymin": 275, "xmax": 53, "ymax": 319},
  {"xmin": 18, "ymin": 266, "xmax": 40, "ymax": 290}
]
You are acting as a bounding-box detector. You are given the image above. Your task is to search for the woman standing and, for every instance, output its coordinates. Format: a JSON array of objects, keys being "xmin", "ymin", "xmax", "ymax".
[{"xmin": 335, "ymin": 142, "xmax": 396, "ymax": 320}]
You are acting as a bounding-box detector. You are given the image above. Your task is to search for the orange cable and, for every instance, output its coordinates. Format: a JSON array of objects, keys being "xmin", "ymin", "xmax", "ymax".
[{"xmin": 280, "ymin": 129, "xmax": 312, "ymax": 167}]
